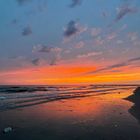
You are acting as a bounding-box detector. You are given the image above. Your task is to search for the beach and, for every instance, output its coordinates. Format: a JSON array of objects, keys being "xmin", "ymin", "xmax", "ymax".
[
  {"xmin": 0, "ymin": 85, "xmax": 140, "ymax": 140},
  {"xmin": 1, "ymin": 0, "xmax": 140, "ymax": 139}
]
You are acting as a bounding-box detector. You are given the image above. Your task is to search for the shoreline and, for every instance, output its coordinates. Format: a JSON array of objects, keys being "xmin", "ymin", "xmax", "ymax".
[{"xmin": 0, "ymin": 86, "xmax": 140, "ymax": 140}]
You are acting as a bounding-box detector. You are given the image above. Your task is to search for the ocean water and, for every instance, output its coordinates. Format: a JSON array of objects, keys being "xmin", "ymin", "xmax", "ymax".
[
  {"xmin": 1, "ymin": 85, "xmax": 140, "ymax": 140},
  {"xmin": 0, "ymin": 85, "xmax": 136, "ymax": 111}
]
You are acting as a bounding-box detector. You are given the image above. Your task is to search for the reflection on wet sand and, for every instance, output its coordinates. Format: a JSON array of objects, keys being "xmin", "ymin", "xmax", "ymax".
[
  {"xmin": 125, "ymin": 87, "xmax": 140, "ymax": 124},
  {"xmin": 1, "ymin": 86, "xmax": 140, "ymax": 140},
  {"xmin": 0, "ymin": 85, "xmax": 135, "ymax": 111}
]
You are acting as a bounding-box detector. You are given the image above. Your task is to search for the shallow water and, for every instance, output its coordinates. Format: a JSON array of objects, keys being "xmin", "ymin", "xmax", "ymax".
[
  {"xmin": 0, "ymin": 85, "xmax": 136, "ymax": 111},
  {"xmin": 0, "ymin": 85, "xmax": 140, "ymax": 140}
]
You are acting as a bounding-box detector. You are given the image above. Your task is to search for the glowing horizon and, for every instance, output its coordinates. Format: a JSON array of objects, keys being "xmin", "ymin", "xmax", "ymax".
[{"xmin": 0, "ymin": 63, "xmax": 140, "ymax": 85}]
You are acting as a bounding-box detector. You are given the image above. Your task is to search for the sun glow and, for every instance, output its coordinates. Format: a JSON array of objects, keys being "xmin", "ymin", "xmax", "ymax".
[{"xmin": 0, "ymin": 64, "xmax": 140, "ymax": 85}]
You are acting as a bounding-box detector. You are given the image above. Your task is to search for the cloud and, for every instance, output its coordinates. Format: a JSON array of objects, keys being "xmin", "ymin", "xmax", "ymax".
[
  {"xmin": 89, "ymin": 62, "xmax": 127, "ymax": 74},
  {"xmin": 16, "ymin": 0, "xmax": 47, "ymax": 15},
  {"xmin": 11, "ymin": 19, "xmax": 18, "ymax": 25},
  {"xmin": 50, "ymin": 47, "xmax": 62, "ymax": 65},
  {"xmin": 32, "ymin": 44, "xmax": 62, "ymax": 54},
  {"xmin": 128, "ymin": 57, "xmax": 140, "ymax": 63},
  {"xmin": 116, "ymin": 40, "xmax": 123, "ymax": 44},
  {"xmin": 47, "ymin": 49, "xmax": 62, "ymax": 66},
  {"xmin": 32, "ymin": 44, "xmax": 62, "ymax": 66},
  {"xmin": 75, "ymin": 41, "xmax": 85, "ymax": 49},
  {"xmin": 16, "ymin": 0, "xmax": 32, "ymax": 5},
  {"xmin": 32, "ymin": 44, "xmax": 52, "ymax": 53},
  {"xmin": 101, "ymin": 11, "xmax": 109, "ymax": 18},
  {"xmin": 107, "ymin": 32, "xmax": 117, "ymax": 40},
  {"xmin": 69, "ymin": 0, "xmax": 82, "ymax": 8},
  {"xmin": 63, "ymin": 20, "xmax": 87, "ymax": 40},
  {"xmin": 49, "ymin": 57, "xmax": 57, "ymax": 66},
  {"xmin": 115, "ymin": 4, "xmax": 137, "ymax": 22},
  {"xmin": 91, "ymin": 28, "xmax": 101, "ymax": 37},
  {"xmin": 86, "ymin": 56, "xmax": 140, "ymax": 74},
  {"xmin": 22, "ymin": 26, "xmax": 32, "ymax": 36},
  {"xmin": 94, "ymin": 37, "xmax": 104, "ymax": 46},
  {"xmin": 106, "ymin": 62, "xmax": 127, "ymax": 69},
  {"xmin": 31, "ymin": 58, "xmax": 40, "ymax": 66},
  {"xmin": 128, "ymin": 32, "xmax": 138, "ymax": 41},
  {"xmin": 9, "ymin": 56, "xmax": 26, "ymax": 60},
  {"xmin": 51, "ymin": 47, "xmax": 62, "ymax": 53},
  {"xmin": 64, "ymin": 50, "xmax": 71, "ymax": 54},
  {"xmin": 64, "ymin": 20, "xmax": 79, "ymax": 37},
  {"xmin": 77, "ymin": 52, "xmax": 102, "ymax": 58}
]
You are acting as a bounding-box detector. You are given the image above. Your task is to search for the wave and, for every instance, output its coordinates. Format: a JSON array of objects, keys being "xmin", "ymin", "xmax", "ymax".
[{"xmin": 0, "ymin": 85, "xmax": 136, "ymax": 111}]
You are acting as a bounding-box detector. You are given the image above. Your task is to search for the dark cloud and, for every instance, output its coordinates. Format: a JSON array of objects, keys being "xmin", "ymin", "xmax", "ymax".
[
  {"xmin": 128, "ymin": 57, "xmax": 140, "ymax": 63},
  {"xmin": 31, "ymin": 58, "xmax": 40, "ymax": 66},
  {"xmin": 22, "ymin": 26, "xmax": 32, "ymax": 36},
  {"xmin": 16, "ymin": 0, "xmax": 47, "ymax": 15},
  {"xmin": 38, "ymin": 46, "xmax": 52, "ymax": 53},
  {"xmin": 49, "ymin": 48, "xmax": 62, "ymax": 65},
  {"xmin": 69, "ymin": 0, "xmax": 82, "ymax": 8},
  {"xmin": 32, "ymin": 44, "xmax": 62, "ymax": 66},
  {"xmin": 16, "ymin": 0, "xmax": 32, "ymax": 5},
  {"xmin": 11, "ymin": 19, "xmax": 18, "ymax": 25},
  {"xmin": 107, "ymin": 62, "xmax": 127, "ymax": 69},
  {"xmin": 32, "ymin": 44, "xmax": 52, "ymax": 53},
  {"xmin": 102, "ymin": 11, "xmax": 108, "ymax": 18},
  {"xmin": 37, "ymin": 0, "xmax": 47, "ymax": 12},
  {"xmin": 115, "ymin": 4, "xmax": 137, "ymax": 22},
  {"xmin": 49, "ymin": 57, "xmax": 57, "ymax": 66},
  {"xmin": 32, "ymin": 44, "xmax": 62, "ymax": 54},
  {"xmin": 86, "ymin": 56, "xmax": 140, "ymax": 74},
  {"xmin": 49, "ymin": 51, "xmax": 61, "ymax": 66},
  {"xmin": 64, "ymin": 20, "xmax": 78, "ymax": 37},
  {"xmin": 88, "ymin": 62, "xmax": 127, "ymax": 74}
]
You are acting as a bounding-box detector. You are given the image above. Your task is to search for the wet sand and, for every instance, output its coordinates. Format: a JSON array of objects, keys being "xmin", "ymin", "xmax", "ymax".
[{"xmin": 0, "ymin": 87, "xmax": 140, "ymax": 140}]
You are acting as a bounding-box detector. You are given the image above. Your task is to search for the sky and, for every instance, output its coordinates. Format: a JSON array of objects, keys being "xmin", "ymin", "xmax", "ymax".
[{"xmin": 0, "ymin": 0, "xmax": 140, "ymax": 85}]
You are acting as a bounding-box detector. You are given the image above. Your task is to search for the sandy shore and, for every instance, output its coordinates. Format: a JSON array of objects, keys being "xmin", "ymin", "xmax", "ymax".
[{"xmin": 0, "ymin": 87, "xmax": 140, "ymax": 140}]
